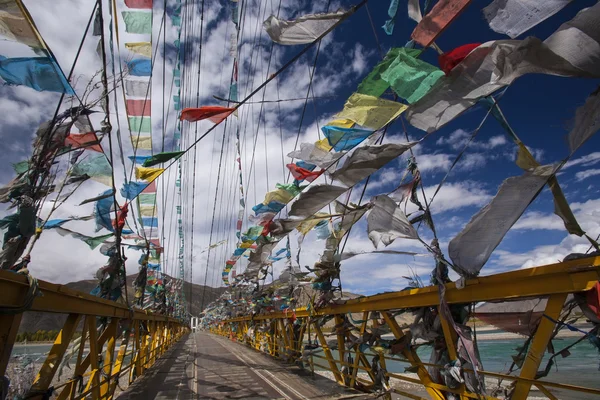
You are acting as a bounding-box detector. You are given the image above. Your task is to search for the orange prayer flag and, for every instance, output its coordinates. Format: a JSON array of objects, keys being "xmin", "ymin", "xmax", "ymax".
[
  {"xmin": 411, "ymin": 0, "xmax": 472, "ymax": 48},
  {"xmin": 180, "ymin": 106, "xmax": 235, "ymax": 124},
  {"xmin": 65, "ymin": 132, "xmax": 102, "ymax": 152}
]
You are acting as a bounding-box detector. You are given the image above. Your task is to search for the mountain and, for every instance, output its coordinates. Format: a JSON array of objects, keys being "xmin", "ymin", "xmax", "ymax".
[{"xmin": 17, "ymin": 274, "xmax": 227, "ymax": 333}]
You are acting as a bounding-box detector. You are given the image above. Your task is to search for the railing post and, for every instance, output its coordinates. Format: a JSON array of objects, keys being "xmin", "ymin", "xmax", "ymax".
[
  {"xmin": 512, "ymin": 293, "xmax": 568, "ymax": 399},
  {"xmin": 29, "ymin": 313, "xmax": 81, "ymax": 398},
  {"xmin": 382, "ymin": 312, "xmax": 445, "ymax": 400},
  {"xmin": 100, "ymin": 318, "xmax": 119, "ymax": 397},
  {"xmin": 334, "ymin": 314, "xmax": 346, "ymax": 383},
  {"xmin": 86, "ymin": 316, "xmax": 101, "ymax": 399},
  {"xmin": 0, "ymin": 313, "xmax": 22, "ymax": 379},
  {"xmin": 312, "ymin": 320, "xmax": 344, "ymax": 384},
  {"xmin": 349, "ymin": 312, "xmax": 368, "ymax": 388}
]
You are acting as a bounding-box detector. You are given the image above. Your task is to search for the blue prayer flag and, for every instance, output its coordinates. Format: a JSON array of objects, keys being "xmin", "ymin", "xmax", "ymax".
[
  {"xmin": 321, "ymin": 125, "xmax": 374, "ymax": 152},
  {"xmin": 141, "ymin": 217, "xmax": 158, "ymax": 227},
  {"xmin": 252, "ymin": 201, "xmax": 285, "ymax": 215},
  {"xmin": 128, "ymin": 155, "xmax": 151, "ymax": 164},
  {"xmin": 120, "ymin": 181, "xmax": 146, "ymax": 200},
  {"xmin": 94, "ymin": 189, "xmax": 115, "ymax": 232},
  {"xmin": 127, "ymin": 58, "xmax": 151, "ymax": 76},
  {"xmin": 0, "ymin": 55, "xmax": 74, "ymax": 94}
]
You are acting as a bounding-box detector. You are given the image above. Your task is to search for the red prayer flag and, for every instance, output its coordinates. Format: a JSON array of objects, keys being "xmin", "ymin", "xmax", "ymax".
[
  {"xmin": 180, "ymin": 106, "xmax": 235, "ymax": 124},
  {"xmin": 65, "ymin": 132, "xmax": 102, "ymax": 152},
  {"xmin": 142, "ymin": 181, "xmax": 157, "ymax": 193},
  {"xmin": 126, "ymin": 99, "xmax": 151, "ymax": 116},
  {"xmin": 438, "ymin": 43, "xmax": 481, "ymax": 74},
  {"xmin": 149, "ymin": 238, "xmax": 161, "ymax": 247},
  {"xmin": 286, "ymin": 163, "xmax": 322, "ymax": 182},
  {"xmin": 411, "ymin": 0, "xmax": 472, "ymax": 48},
  {"xmin": 113, "ymin": 203, "xmax": 129, "ymax": 233},
  {"xmin": 124, "ymin": 0, "xmax": 152, "ymax": 9}
]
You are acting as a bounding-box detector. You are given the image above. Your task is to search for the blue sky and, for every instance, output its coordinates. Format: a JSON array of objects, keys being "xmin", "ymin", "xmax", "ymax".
[{"xmin": 0, "ymin": 0, "xmax": 599, "ymax": 295}]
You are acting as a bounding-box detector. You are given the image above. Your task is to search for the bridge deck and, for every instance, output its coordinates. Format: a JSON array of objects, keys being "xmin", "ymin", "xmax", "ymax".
[{"xmin": 118, "ymin": 332, "xmax": 370, "ymax": 399}]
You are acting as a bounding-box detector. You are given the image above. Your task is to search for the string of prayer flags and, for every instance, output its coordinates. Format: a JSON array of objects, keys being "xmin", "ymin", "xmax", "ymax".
[
  {"xmin": 180, "ymin": 106, "xmax": 235, "ymax": 123},
  {"xmin": 335, "ymin": 93, "xmax": 407, "ymax": 130},
  {"xmin": 142, "ymin": 151, "xmax": 184, "ymax": 167},
  {"xmin": 264, "ymin": 10, "xmax": 347, "ymax": 45},
  {"xmin": 411, "ymin": 0, "xmax": 472, "ymax": 48},
  {"xmin": 483, "ymin": 0, "xmax": 573, "ymax": 39},
  {"xmin": 438, "ymin": 43, "xmax": 480, "ymax": 75},
  {"xmin": 407, "ymin": 4, "xmax": 600, "ymax": 133}
]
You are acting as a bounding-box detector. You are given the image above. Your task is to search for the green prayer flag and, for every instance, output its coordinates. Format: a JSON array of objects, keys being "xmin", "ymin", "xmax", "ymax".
[
  {"xmin": 122, "ymin": 11, "xmax": 152, "ymax": 34},
  {"xmin": 142, "ymin": 151, "xmax": 185, "ymax": 167},
  {"xmin": 276, "ymin": 183, "xmax": 306, "ymax": 197},
  {"xmin": 357, "ymin": 48, "xmax": 402, "ymax": 97},
  {"xmin": 12, "ymin": 161, "xmax": 29, "ymax": 175},
  {"xmin": 84, "ymin": 233, "xmax": 113, "ymax": 250},
  {"xmin": 380, "ymin": 48, "xmax": 444, "ymax": 104},
  {"xmin": 129, "ymin": 116, "xmax": 152, "ymax": 133},
  {"xmin": 72, "ymin": 154, "xmax": 112, "ymax": 186},
  {"xmin": 357, "ymin": 48, "xmax": 444, "ymax": 104},
  {"xmin": 139, "ymin": 193, "xmax": 156, "ymax": 204}
]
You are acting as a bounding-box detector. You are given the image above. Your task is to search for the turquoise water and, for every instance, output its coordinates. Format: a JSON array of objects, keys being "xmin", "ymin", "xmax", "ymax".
[{"xmin": 312, "ymin": 337, "xmax": 599, "ymax": 398}]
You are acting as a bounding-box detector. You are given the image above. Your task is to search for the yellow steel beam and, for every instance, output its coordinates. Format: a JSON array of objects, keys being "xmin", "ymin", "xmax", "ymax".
[
  {"xmin": 87, "ymin": 316, "xmax": 101, "ymax": 399},
  {"xmin": 30, "ymin": 313, "xmax": 81, "ymax": 397},
  {"xmin": 382, "ymin": 312, "xmax": 445, "ymax": 400},
  {"xmin": 349, "ymin": 312, "xmax": 368, "ymax": 388},
  {"xmin": 0, "ymin": 270, "xmax": 180, "ymax": 323},
  {"xmin": 222, "ymin": 256, "xmax": 600, "ymax": 323},
  {"xmin": 100, "ymin": 318, "xmax": 119, "ymax": 398},
  {"xmin": 0, "ymin": 313, "xmax": 22, "ymax": 378},
  {"xmin": 312, "ymin": 320, "xmax": 344, "ymax": 384},
  {"xmin": 512, "ymin": 293, "xmax": 568, "ymax": 399}
]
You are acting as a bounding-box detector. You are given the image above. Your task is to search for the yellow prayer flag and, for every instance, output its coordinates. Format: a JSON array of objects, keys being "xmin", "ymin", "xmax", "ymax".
[
  {"xmin": 263, "ymin": 188, "xmax": 294, "ymax": 205},
  {"xmin": 239, "ymin": 241, "xmax": 254, "ymax": 249},
  {"xmin": 335, "ymin": 93, "xmax": 407, "ymax": 130},
  {"xmin": 140, "ymin": 204, "xmax": 157, "ymax": 217},
  {"xmin": 136, "ymin": 166, "xmax": 164, "ymax": 182},
  {"xmin": 515, "ymin": 142, "xmax": 539, "ymax": 170},
  {"xmin": 296, "ymin": 212, "xmax": 329, "ymax": 235},
  {"xmin": 131, "ymin": 135, "xmax": 152, "ymax": 150},
  {"xmin": 315, "ymin": 138, "xmax": 332, "ymax": 151},
  {"xmin": 327, "ymin": 118, "xmax": 355, "ymax": 128},
  {"xmin": 125, "ymin": 42, "xmax": 152, "ymax": 58}
]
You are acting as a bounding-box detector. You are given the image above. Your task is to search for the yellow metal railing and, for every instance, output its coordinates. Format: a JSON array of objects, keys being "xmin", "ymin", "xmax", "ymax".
[
  {"xmin": 211, "ymin": 255, "xmax": 600, "ymax": 400},
  {"xmin": 0, "ymin": 270, "xmax": 188, "ymax": 400}
]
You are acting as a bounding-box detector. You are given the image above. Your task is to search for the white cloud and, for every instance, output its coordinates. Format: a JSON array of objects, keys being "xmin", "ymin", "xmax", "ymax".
[
  {"xmin": 564, "ymin": 152, "xmax": 600, "ymax": 169},
  {"xmin": 512, "ymin": 211, "xmax": 564, "ymax": 231},
  {"xmin": 575, "ymin": 168, "xmax": 600, "ymax": 181}
]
